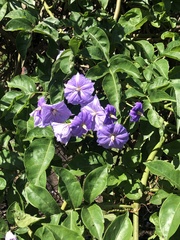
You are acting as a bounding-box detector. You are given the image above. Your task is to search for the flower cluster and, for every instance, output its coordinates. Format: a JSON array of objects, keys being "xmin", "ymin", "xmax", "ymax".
[{"xmin": 30, "ymin": 73, "xmax": 142, "ymax": 149}]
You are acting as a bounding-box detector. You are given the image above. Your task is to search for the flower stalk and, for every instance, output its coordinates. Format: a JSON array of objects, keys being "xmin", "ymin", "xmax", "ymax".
[{"xmin": 133, "ymin": 135, "xmax": 166, "ymax": 240}]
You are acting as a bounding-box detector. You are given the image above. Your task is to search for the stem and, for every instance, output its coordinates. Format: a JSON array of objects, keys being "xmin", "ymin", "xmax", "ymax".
[
  {"xmin": 141, "ymin": 135, "xmax": 166, "ymax": 186},
  {"xmin": 114, "ymin": 0, "xmax": 122, "ymax": 21},
  {"xmin": 132, "ymin": 135, "xmax": 166, "ymax": 240},
  {"xmin": 61, "ymin": 201, "xmax": 67, "ymax": 210},
  {"xmin": 40, "ymin": 0, "xmax": 54, "ymax": 17},
  {"xmin": 133, "ymin": 203, "xmax": 139, "ymax": 240}
]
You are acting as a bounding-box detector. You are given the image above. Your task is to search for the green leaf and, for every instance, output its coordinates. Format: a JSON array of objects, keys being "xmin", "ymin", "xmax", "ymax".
[
  {"xmin": 135, "ymin": 40, "xmax": 154, "ymax": 61},
  {"xmin": 24, "ymin": 184, "xmax": 61, "ymax": 216},
  {"xmin": 83, "ymin": 166, "xmax": 108, "ymax": 204},
  {"xmin": 159, "ymin": 194, "xmax": 180, "ymax": 239},
  {"xmin": 54, "ymin": 168, "xmax": 83, "ymax": 208},
  {"xmin": 119, "ymin": 8, "xmax": 148, "ymax": 36},
  {"xmin": 125, "ymin": 181, "xmax": 143, "ymax": 200},
  {"xmin": 6, "ymin": 9, "xmax": 37, "ymax": 24},
  {"xmin": 16, "ymin": 32, "xmax": 32, "ymax": 60},
  {"xmin": 86, "ymin": 61, "xmax": 109, "ymax": 80},
  {"xmin": 69, "ymin": 37, "xmax": 82, "ymax": 56},
  {"xmin": 44, "ymin": 224, "xmax": 84, "ymax": 240},
  {"xmin": 0, "ymin": 2, "xmax": 7, "ymax": 21},
  {"xmin": 5, "ymin": 18, "xmax": 33, "ymax": 31},
  {"xmin": 8, "ymin": 75, "xmax": 36, "ymax": 94},
  {"xmin": 81, "ymin": 204, "xmax": 104, "ymax": 240},
  {"xmin": 149, "ymin": 90, "xmax": 175, "ymax": 103},
  {"xmin": 0, "ymin": 219, "xmax": 8, "ymax": 238},
  {"xmin": 145, "ymin": 160, "xmax": 180, "ymax": 189},
  {"xmin": 25, "ymin": 126, "xmax": 54, "ymax": 142},
  {"xmin": 0, "ymin": 177, "xmax": 6, "ymax": 190},
  {"xmin": 153, "ymin": 59, "xmax": 169, "ymax": 79},
  {"xmin": 110, "ymin": 55, "xmax": 140, "ymax": 78},
  {"xmin": 147, "ymin": 109, "xmax": 164, "ymax": 128},
  {"xmin": 33, "ymin": 22, "xmax": 59, "ymax": 41},
  {"xmin": 14, "ymin": 210, "xmax": 44, "ymax": 228},
  {"xmin": 24, "ymin": 139, "xmax": 55, "ymax": 187},
  {"xmin": 103, "ymin": 213, "xmax": 132, "ymax": 240},
  {"xmin": 59, "ymin": 49, "xmax": 74, "ymax": 74},
  {"xmin": 62, "ymin": 210, "xmax": 83, "ymax": 235},
  {"xmin": 98, "ymin": 0, "xmax": 109, "ymax": 9},
  {"xmin": 171, "ymin": 79, "xmax": 180, "ymax": 134},
  {"xmin": 103, "ymin": 72, "xmax": 121, "ymax": 116},
  {"xmin": 87, "ymin": 27, "xmax": 110, "ymax": 62},
  {"xmin": 150, "ymin": 189, "xmax": 170, "ymax": 205}
]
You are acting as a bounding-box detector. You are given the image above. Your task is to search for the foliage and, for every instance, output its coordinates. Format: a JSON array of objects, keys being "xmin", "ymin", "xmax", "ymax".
[{"xmin": 0, "ymin": 0, "xmax": 180, "ymax": 239}]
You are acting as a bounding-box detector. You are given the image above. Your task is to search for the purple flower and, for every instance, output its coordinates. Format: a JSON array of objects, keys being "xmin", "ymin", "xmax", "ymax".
[
  {"xmin": 81, "ymin": 95, "xmax": 106, "ymax": 131},
  {"xmin": 30, "ymin": 97, "xmax": 72, "ymax": 128},
  {"xmin": 104, "ymin": 104, "xmax": 117, "ymax": 125},
  {"xmin": 71, "ymin": 111, "xmax": 93, "ymax": 137},
  {"xmin": 129, "ymin": 102, "xmax": 143, "ymax": 122},
  {"xmin": 30, "ymin": 96, "xmax": 46, "ymax": 127},
  {"xmin": 5, "ymin": 231, "xmax": 17, "ymax": 240},
  {"xmin": 41, "ymin": 101, "xmax": 72, "ymax": 127},
  {"xmin": 51, "ymin": 122, "xmax": 72, "ymax": 145},
  {"xmin": 64, "ymin": 72, "xmax": 94, "ymax": 105},
  {"xmin": 97, "ymin": 123, "xmax": 129, "ymax": 149}
]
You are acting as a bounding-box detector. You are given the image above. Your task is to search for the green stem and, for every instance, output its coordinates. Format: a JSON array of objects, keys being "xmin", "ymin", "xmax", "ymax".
[
  {"xmin": 40, "ymin": 0, "xmax": 54, "ymax": 17},
  {"xmin": 114, "ymin": 0, "xmax": 122, "ymax": 21},
  {"xmin": 133, "ymin": 135, "xmax": 166, "ymax": 240}
]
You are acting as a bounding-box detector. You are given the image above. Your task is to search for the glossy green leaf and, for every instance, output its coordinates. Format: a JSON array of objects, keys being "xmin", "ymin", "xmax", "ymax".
[
  {"xmin": 5, "ymin": 18, "xmax": 33, "ymax": 31},
  {"xmin": 103, "ymin": 72, "xmax": 121, "ymax": 116},
  {"xmin": 25, "ymin": 126, "xmax": 54, "ymax": 142},
  {"xmin": 0, "ymin": 2, "xmax": 7, "ymax": 21},
  {"xmin": 171, "ymin": 79, "xmax": 180, "ymax": 134},
  {"xmin": 44, "ymin": 224, "xmax": 84, "ymax": 240},
  {"xmin": 81, "ymin": 204, "xmax": 104, "ymax": 240},
  {"xmin": 33, "ymin": 22, "xmax": 59, "ymax": 41},
  {"xmin": 83, "ymin": 166, "xmax": 108, "ymax": 204},
  {"xmin": 103, "ymin": 213, "xmax": 132, "ymax": 240},
  {"xmin": 119, "ymin": 8, "xmax": 148, "ymax": 35},
  {"xmin": 24, "ymin": 139, "xmax": 55, "ymax": 187},
  {"xmin": 98, "ymin": 0, "xmax": 109, "ymax": 9},
  {"xmin": 159, "ymin": 194, "xmax": 180, "ymax": 239},
  {"xmin": 149, "ymin": 90, "xmax": 175, "ymax": 103},
  {"xmin": 62, "ymin": 210, "xmax": 83, "ymax": 235},
  {"xmin": 150, "ymin": 189, "xmax": 170, "ymax": 205},
  {"xmin": 14, "ymin": 210, "xmax": 44, "ymax": 228},
  {"xmin": 135, "ymin": 40, "xmax": 154, "ymax": 61},
  {"xmin": 110, "ymin": 55, "xmax": 140, "ymax": 78},
  {"xmin": 125, "ymin": 181, "xmax": 143, "ymax": 200},
  {"xmin": 0, "ymin": 177, "xmax": 6, "ymax": 190},
  {"xmin": 59, "ymin": 49, "xmax": 74, "ymax": 74},
  {"xmin": 0, "ymin": 219, "xmax": 8, "ymax": 238},
  {"xmin": 54, "ymin": 168, "xmax": 83, "ymax": 208},
  {"xmin": 153, "ymin": 59, "xmax": 169, "ymax": 79},
  {"xmin": 69, "ymin": 37, "xmax": 82, "ymax": 56},
  {"xmin": 16, "ymin": 32, "xmax": 32, "ymax": 60},
  {"xmin": 86, "ymin": 61, "xmax": 109, "ymax": 80},
  {"xmin": 6, "ymin": 9, "xmax": 37, "ymax": 24},
  {"xmin": 147, "ymin": 109, "xmax": 164, "ymax": 128},
  {"xmin": 24, "ymin": 184, "xmax": 61, "ymax": 216},
  {"xmin": 8, "ymin": 75, "xmax": 36, "ymax": 94},
  {"xmin": 87, "ymin": 27, "xmax": 110, "ymax": 62},
  {"xmin": 145, "ymin": 160, "xmax": 180, "ymax": 189}
]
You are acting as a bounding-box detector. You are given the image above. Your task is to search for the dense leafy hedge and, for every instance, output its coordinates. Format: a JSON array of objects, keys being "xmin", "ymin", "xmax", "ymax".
[{"xmin": 0, "ymin": 0, "xmax": 180, "ymax": 239}]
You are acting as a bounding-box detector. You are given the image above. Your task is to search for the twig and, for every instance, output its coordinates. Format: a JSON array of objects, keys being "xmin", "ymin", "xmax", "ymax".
[{"xmin": 113, "ymin": 0, "xmax": 122, "ymax": 21}]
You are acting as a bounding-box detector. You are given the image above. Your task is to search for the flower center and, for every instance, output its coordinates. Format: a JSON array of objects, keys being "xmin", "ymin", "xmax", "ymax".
[
  {"xmin": 110, "ymin": 134, "xmax": 115, "ymax": 142},
  {"xmin": 76, "ymin": 86, "xmax": 81, "ymax": 92},
  {"xmin": 52, "ymin": 109, "xmax": 58, "ymax": 115}
]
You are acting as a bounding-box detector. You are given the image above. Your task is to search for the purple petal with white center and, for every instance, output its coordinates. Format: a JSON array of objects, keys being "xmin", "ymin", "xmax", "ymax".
[
  {"xmin": 51, "ymin": 122, "xmax": 72, "ymax": 145},
  {"xmin": 64, "ymin": 72, "xmax": 94, "ymax": 105},
  {"xmin": 129, "ymin": 102, "xmax": 143, "ymax": 122},
  {"xmin": 97, "ymin": 123, "xmax": 129, "ymax": 149},
  {"xmin": 71, "ymin": 111, "xmax": 93, "ymax": 137}
]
